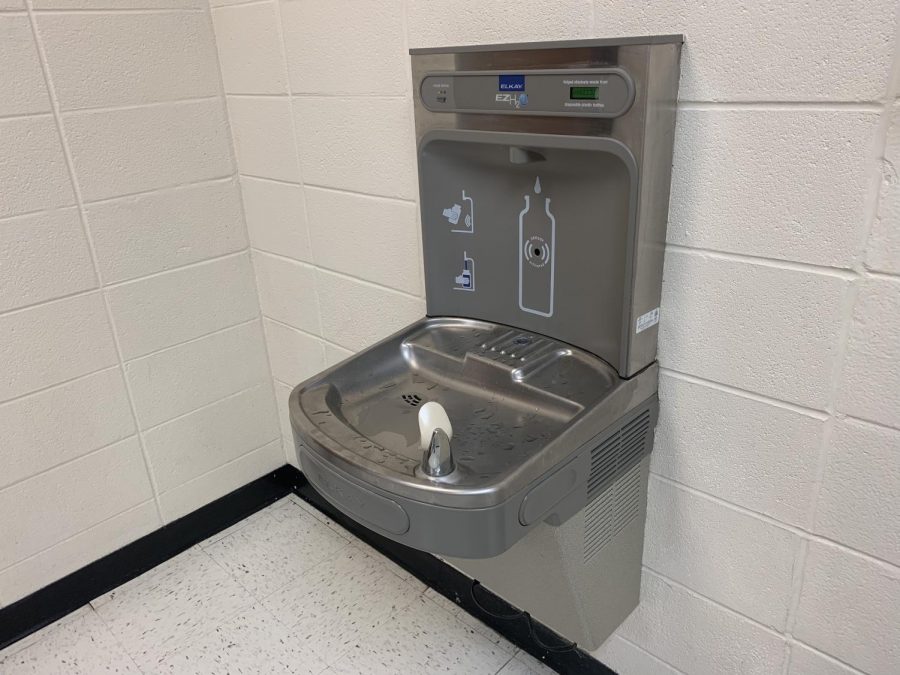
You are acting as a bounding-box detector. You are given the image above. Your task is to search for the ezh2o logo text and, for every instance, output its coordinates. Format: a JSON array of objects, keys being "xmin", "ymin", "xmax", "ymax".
[{"xmin": 495, "ymin": 92, "xmax": 529, "ymax": 108}]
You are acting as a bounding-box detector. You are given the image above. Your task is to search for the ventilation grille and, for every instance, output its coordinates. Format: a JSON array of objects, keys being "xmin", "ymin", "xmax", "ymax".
[
  {"xmin": 587, "ymin": 410, "xmax": 650, "ymax": 499},
  {"xmin": 584, "ymin": 409, "xmax": 651, "ymax": 562}
]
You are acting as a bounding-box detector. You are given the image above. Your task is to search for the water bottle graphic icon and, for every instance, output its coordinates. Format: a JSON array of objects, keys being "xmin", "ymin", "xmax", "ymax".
[{"xmin": 518, "ymin": 177, "xmax": 555, "ymax": 317}]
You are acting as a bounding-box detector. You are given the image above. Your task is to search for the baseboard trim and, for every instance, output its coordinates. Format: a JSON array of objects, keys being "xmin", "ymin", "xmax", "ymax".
[
  {"xmin": 0, "ymin": 466, "xmax": 294, "ymax": 651},
  {"xmin": 0, "ymin": 464, "xmax": 614, "ymax": 674}
]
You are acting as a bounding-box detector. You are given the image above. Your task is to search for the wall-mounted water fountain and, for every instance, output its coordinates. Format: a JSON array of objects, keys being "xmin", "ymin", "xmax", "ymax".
[{"xmin": 290, "ymin": 35, "xmax": 682, "ymax": 648}]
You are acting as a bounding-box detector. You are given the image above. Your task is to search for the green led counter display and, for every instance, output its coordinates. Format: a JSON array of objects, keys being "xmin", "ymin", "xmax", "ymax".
[{"xmin": 569, "ymin": 86, "xmax": 599, "ymax": 100}]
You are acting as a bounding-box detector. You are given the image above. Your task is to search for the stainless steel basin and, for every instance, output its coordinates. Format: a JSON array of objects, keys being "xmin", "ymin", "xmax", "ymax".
[{"xmin": 290, "ymin": 317, "xmax": 657, "ymax": 517}]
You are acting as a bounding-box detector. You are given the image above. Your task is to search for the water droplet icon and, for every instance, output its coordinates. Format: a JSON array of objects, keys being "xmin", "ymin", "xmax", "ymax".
[{"xmin": 534, "ymin": 176, "xmax": 541, "ymax": 194}]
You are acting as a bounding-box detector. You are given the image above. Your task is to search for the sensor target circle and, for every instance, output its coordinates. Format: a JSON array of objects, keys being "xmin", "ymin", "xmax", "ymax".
[{"xmin": 524, "ymin": 235, "xmax": 551, "ymax": 268}]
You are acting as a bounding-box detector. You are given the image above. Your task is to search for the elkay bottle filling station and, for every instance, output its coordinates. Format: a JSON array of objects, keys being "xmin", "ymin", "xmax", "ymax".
[{"xmin": 290, "ymin": 36, "xmax": 682, "ymax": 649}]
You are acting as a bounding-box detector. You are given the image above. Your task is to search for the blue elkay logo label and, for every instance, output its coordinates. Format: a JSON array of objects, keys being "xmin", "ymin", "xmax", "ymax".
[{"xmin": 499, "ymin": 74, "xmax": 526, "ymax": 91}]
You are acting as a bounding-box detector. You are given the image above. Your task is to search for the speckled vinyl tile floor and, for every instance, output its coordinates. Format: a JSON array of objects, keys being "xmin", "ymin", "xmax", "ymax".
[{"xmin": 0, "ymin": 495, "xmax": 555, "ymax": 675}]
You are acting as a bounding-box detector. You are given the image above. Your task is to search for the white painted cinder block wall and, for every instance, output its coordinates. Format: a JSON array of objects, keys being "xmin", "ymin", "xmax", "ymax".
[
  {"xmin": 0, "ymin": 0, "xmax": 283, "ymax": 606},
  {"xmin": 209, "ymin": 1, "xmax": 900, "ymax": 674}
]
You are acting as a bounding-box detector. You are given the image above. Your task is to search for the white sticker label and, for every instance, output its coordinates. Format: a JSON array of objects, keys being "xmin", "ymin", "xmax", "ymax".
[{"xmin": 636, "ymin": 307, "xmax": 660, "ymax": 334}]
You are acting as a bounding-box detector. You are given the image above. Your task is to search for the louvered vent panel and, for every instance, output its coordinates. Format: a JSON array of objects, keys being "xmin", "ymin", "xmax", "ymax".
[
  {"xmin": 587, "ymin": 434, "xmax": 619, "ymax": 497},
  {"xmin": 584, "ymin": 409, "xmax": 651, "ymax": 562}
]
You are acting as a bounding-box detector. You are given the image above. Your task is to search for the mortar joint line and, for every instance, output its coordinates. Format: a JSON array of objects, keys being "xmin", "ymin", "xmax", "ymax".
[
  {"xmin": 0, "ymin": 433, "xmax": 142, "ymax": 495},
  {"xmin": 53, "ymin": 95, "xmax": 220, "ymax": 119},
  {"xmin": 153, "ymin": 436, "xmax": 282, "ymax": 508},
  {"xmin": 264, "ymin": 316, "xmax": 352, "ymax": 361},
  {"xmin": 650, "ymin": 473, "xmax": 900, "ymax": 573},
  {"xmin": 123, "ymin": 317, "xmax": 260, "ymax": 365},
  {"xmin": 100, "ymin": 247, "xmax": 251, "ymax": 291},
  {"xmin": 650, "ymin": 473, "xmax": 793, "ymax": 532},
  {"xmin": 614, "ymin": 635, "xmax": 686, "ymax": 674},
  {"xmin": 663, "ymin": 243, "xmax": 858, "ymax": 279},
  {"xmin": 25, "ymin": 0, "xmax": 163, "ymax": 522},
  {"xmin": 80, "ymin": 174, "xmax": 236, "ymax": 208},
  {"xmin": 676, "ymin": 100, "xmax": 884, "ymax": 112},
  {"xmin": 781, "ymin": 32, "xmax": 900, "ymax": 641},
  {"xmin": 201, "ymin": 0, "xmax": 279, "ymax": 446},
  {"xmin": 658, "ymin": 367, "xmax": 830, "ymax": 419},
  {"xmin": 642, "ymin": 562, "xmax": 885, "ymax": 675},
  {"xmin": 783, "ymin": 635, "xmax": 870, "ymax": 675},
  {"xmin": 0, "ymin": 499, "xmax": 158, "ymax": 578},
  {"xmin": 640, "ymin": 567, "xmax": 785, "ymax": 638},
  {"xmin": 224, "ymin": 0, "xmax": 318, "ymax": 465},
  {"xmin": 209, "ymin": 0, "xmax": 268, "ymax": 11},
  {"xmin": 32, "ymin": 7, "xmax": 206, "ymax": 15}
]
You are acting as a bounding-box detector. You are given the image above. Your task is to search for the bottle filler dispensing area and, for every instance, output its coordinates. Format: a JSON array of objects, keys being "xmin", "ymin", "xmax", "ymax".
[{"xmin": 290, "ymin": 36, "xmax": 683, "ymax": 649}]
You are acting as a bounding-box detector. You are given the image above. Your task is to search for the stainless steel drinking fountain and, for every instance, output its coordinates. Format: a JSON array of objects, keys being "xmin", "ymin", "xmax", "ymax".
[{"xmin": 290, "ymin": 35, "xmax": 682, "ymax": 650}]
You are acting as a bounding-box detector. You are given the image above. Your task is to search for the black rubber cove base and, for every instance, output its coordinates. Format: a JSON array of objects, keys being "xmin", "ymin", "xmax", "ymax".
[
  {"xmin": 1, "ymin": 464, "xmax": 614, "ymax": 674},
  {"xmin": 0, "ymin": 466, "xmax": 294, "ymax": 651},
  {"xmin": 291, "ymin": 470, "xmax": 615, "ymax": 675}
]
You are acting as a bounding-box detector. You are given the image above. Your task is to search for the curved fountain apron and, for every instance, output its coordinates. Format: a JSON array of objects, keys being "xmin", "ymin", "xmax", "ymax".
[{"xmin": 290, "ymin": 35, "xmax": 683, "ymax": 650}]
